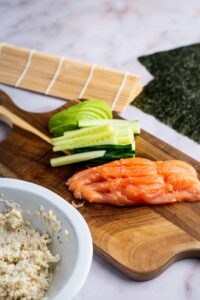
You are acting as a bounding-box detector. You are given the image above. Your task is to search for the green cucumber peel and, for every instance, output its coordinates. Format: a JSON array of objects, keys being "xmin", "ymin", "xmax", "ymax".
[
  {"xmin": 52, "ymin": 125, "xmax": 112, "ymax": 144},
  {"xmin": 73, "ymin": 144, "xmax": 133, "ymax": 153},
  {"xmin": 53, "ymin": 131, "xmax": 117, "ymax": 151},
  {"xmin": 78, "ymin": 119, "xmax": 140, "ymax": 134},
  {"xmin": 50, "ymin": 150, "xmax": 106, "ymax": 167},
  {"xmin": 53, "ymin": 125, "xmax": 114, "ymax": 147}
]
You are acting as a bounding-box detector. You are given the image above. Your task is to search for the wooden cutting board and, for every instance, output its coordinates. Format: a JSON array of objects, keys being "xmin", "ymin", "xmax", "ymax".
[{"xmin": 0, "ymin": 90, "xmax": 200, "ymax": 281}]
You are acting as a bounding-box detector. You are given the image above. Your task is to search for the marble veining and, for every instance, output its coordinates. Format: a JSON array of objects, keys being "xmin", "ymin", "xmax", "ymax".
[{"xmin": 0, "ymin": 0, "xmax": 200, "ymax": 299}]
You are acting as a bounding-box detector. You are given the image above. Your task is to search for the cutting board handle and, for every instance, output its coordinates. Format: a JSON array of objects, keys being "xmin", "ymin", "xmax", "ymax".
[
  {"xmin": 0, "ymin": 89, "xmax": 71, "ymax": 144},
  {"xmin": 0, "ymin": 102, "xmax": 52, "ymax": 144}
]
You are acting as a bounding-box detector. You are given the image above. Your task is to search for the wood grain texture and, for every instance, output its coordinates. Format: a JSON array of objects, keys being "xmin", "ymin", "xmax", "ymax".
[{"xmin": 0, "ymin": 90, "xmax": 200, "ymax": 280}]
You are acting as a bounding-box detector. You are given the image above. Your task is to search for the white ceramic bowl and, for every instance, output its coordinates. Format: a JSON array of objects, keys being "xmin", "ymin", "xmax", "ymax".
[{"xmin": 0, "ymin": 178, "xmax": 93, "ymax": 300}]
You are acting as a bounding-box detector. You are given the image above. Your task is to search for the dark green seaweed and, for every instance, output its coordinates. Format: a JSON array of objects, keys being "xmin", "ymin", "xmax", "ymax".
[{"xmin": 133, "ymin": 43, "xmax": 200, "ymax": 143}]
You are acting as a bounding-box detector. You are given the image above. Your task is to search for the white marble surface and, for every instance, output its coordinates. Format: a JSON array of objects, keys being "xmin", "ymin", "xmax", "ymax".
[{"xmin": 0, "ymin": 0, "xmax": 200, "ymax": 299}]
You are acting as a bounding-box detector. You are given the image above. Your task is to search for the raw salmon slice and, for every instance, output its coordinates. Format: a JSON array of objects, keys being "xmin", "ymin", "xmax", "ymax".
[{"xmin": 67, "ymin": 158, "xmax": 200, "ymax": 206}]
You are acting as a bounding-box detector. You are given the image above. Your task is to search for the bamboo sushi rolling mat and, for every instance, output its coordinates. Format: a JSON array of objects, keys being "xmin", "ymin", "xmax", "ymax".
[{"xmin": 0, "ymin": 43, "xmax": 142, "ymax": 112}]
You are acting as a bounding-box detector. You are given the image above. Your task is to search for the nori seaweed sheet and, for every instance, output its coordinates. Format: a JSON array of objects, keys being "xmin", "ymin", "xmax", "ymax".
[{"xmin": 133, "ymin": 43, "xmax": 200, "ymax": 143}]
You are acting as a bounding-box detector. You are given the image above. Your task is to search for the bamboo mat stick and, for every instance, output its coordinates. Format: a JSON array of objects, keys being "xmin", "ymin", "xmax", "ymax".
[{"xmin": 0, "ymin": 43, "xmax": 142, "ymax": 112}]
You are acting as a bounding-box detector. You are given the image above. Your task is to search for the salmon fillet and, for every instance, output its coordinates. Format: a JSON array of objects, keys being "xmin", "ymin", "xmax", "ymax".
[{"xmin": 67, "ymin": 158, "xmax": 200, "ymax": 206}]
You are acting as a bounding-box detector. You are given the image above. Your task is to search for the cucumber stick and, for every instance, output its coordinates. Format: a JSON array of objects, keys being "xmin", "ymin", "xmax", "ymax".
[
  {"xmin": 114, "ymin": 127, "xmax": 132, "ymax": 137},
  {"xmin": 78, "ymin": 119, "xmax": 140, "ymax": 134},
  {"xmin": 53, "ymin": 129, "xmax": 117, "ymax": 151},
  {"xmin": 73, "ymin": 144, "xmax": 135, "ymax": 164},
  {"xmin": 50, "ymin": 150, "xmax": 106, "ymax": 167},
  {"xmin": 73, "ymin": 144, "xmax": 133, "ymax": 152},
  {"xmin": 52, "ymin": 125, "xmax": 112, "ymax": 144},
  {"xmin": 53, "ymin": 136, "xmax": 117, "ymax": 151},
  {"xmin": 115, "ymin": 127, "xmax": 133, "ymax": 145},
  {"xmin": 53, "ymin": 126, "xmax": 134, "ymax": 147},
  {"xmin": 117, "ymin": 135, "xmax": 133, "ymax": 145}
]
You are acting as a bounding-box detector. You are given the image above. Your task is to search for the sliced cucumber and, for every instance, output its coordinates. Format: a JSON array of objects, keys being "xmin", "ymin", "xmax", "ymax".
[
  {"xmin": 78, "ymin": 119, "xmax": 140, "ymax": 134},
  {"xmin": 53, "ymin": 131, "xmax": 117, "ymax": 151},
  {"xmin": 114, "ymin": 127, "xmax": 133, "ymax": 144},
  {"xmin": 50, "ymin": 150, "xmax": 106, "ymax": 167},
  {"xmin": 53, "ymin": 125, "xmax": 114, "ymax": 147},
  {"xmin": 73, "ymin": 144, "xmax": 133, "ymax": 152},
  {"xmin": 52, "ymin": 125, "xmax": 111, "ymax": 144},
  {"xmin": 117, "ymin": 136, "xmax": 133, "ymax": 145},
  {"xmin": 114, "ymin": 127, "xmax": 131, "ymax": 137},
  {"xmin": 73, "ymin": 144, "xmax": 135, "ymax": 164}
]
